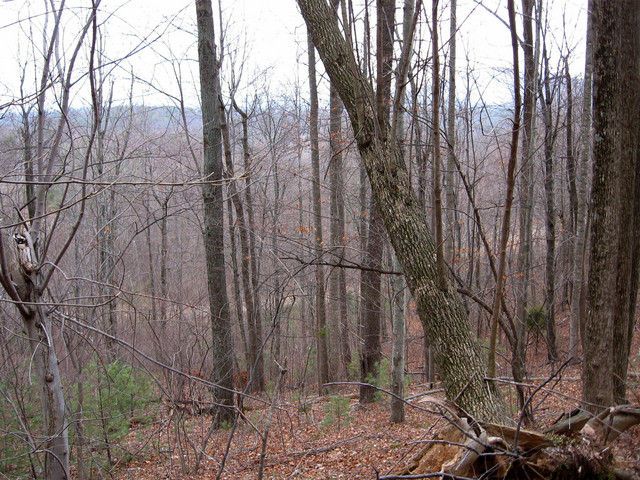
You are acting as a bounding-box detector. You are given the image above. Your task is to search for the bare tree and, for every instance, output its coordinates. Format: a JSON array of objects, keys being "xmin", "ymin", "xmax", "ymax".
[
  {"xmin": 194, "ymin": 0, "xmax": 235, "ymax": 425},
  {"xmin": 0, "ymin": 2, "xmax": 100, "ymax": 477}
]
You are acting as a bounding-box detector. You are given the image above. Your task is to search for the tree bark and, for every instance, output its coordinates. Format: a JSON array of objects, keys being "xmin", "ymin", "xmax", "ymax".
[
  {"xmin": 307, "ymin": 33, "xmax": 330, "ymax": 394},
  {"xmin": 195, "ymin": 0, "xmax": 235, "ymax": 425},
  {"xmin": 487, "ymin": 0, "xmax": 523, "ymax": 401},
  {"xmin": 329, "ymin": 80, "xmax": 350, "ymax": 378},
  {"xmin": 569, "ymin": 5, "xmax": 593, "ymax": 361},
  {"xmin": 583, "ymin": 0, "xmax": 640, "ymax": 410},
  {"xmin": 445, "ymin": 0, "xmax": 458, "ymax": 267},
  {"xmin": 432, "ymin": 0, "xmax": 446, "ymax": 289},
  {"xmin": 539, "ymin": 43, "xmax": 558, "ymax": 362},
  {"xmin": 328, "ymin": 0, "xmax": 349, "ymax": 378},
  {"xmin": 359, "ymin": 0, "xmax": 395, "ymax": 404}
]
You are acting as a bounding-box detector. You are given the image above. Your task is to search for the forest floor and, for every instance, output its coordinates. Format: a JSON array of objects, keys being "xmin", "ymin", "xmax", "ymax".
[{"xmin": 112, "ymin": 318, "xmax": 640, "ymax": 479}]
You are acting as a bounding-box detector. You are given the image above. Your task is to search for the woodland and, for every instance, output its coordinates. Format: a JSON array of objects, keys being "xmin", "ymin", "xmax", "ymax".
[{"xmin": 0, "ymin": 0, "xmax": 639, "ymax": 479}]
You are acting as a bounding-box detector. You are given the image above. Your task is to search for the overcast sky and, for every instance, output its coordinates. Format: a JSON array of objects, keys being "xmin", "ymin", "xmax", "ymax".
[{"xmin": 0, "ymin": 0, "xmax": 587, "ymax": 109}]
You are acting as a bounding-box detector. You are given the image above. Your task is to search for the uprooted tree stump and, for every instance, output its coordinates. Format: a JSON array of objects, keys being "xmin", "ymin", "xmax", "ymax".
[{"xmin": 389, "ymin": 401, "xmax": 640, "ymax": 480}]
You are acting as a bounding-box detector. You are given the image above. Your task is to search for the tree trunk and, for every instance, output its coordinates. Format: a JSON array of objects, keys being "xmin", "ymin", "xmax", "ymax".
[
  {"xmin": 389, "ymin": 0, "xmax": 416, "ymax": 423},
  {"xmin": 195, "ymin": 0, "xmax": 235, "ymax": 425},
  {"xmin": 0, "ymin": 232, "xmax": 71, "ymax": 480},
  {"xmin": 298, "ymin": 0, "xmax": 510, "ymax": 423},
  {"xmin": 539, "ymin": 44, "xmax": 558, "ymax": 362},
  {"xmin": 0, "ymin": 4, "xmax": 99, "ymax": 476},
  {"xmin": 583, "ymin": 0, "xmax": 640, "ymax": 410},
  {"xmin": 221, "ymin": 107, "xmax": 251, "ymax": 374},
  {"xmin": 329, "ymin": 80, "xmax": 350, "ymax": 377},
  {"xmin": 445, "ymin": 0, "xmax": 458, "ymax": 267},
  {"xmin": 564, "ymin": 57, "xmax": 577, "ymax": 305},
  {"xmin": 390, "ymin": 254, "xmax": 406, "ymax": 423},
  {"xmin": 222, "ymin": 104, "xmax": 262, "ymax": 392},
  {"xmin": 307, "ymin": 33, "xmax": 330, "ymax": 394},
  {"xmin": 359, "ymin": 0, "xmax": 396, "ymax": 404},
  {"xmin": 233, "ymin": 100, "xmax": 265, "ymax": 391},
  {"xmin": 487, "ymin": 0, "xmax": 523, "ymax": 402},
  {"xmin": 328, "ymin": 1, "xmax": 349, "ymax": 377},
  {"xmin": 359, "ymin": 203, "xmax": 384, "ymax": 403},
  {"xmin": 511, "ymin": 0, "xmax": 537, "ymax": 421},
  {"xmin": 432, "ymin": 0, "xmax": 446, "ymax": 288},
  {"xmin": 569, "ymin": 5, "xmax": 593, "ymax": 361}
]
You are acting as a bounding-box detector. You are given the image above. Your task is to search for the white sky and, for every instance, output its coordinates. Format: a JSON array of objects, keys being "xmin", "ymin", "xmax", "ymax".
[{"xmin": 0, "ymin": 0, "xmax": 587, "ymax": 110}]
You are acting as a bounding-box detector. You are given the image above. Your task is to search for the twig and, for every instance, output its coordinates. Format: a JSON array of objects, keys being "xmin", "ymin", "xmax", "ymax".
[{"xmin": 257, "ymin": 359, "xmax": 288, "ymax": 480}]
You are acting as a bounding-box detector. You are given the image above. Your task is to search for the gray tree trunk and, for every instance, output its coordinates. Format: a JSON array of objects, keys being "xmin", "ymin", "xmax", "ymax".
[
  {"xmin": 233, "ymin": 100, "xmax": 265, "ymax": 391},
  {"xmin": 195, "ymin": 0, "xmax": 235, "ymax": 425},
  {"xmin": 512, "ymin": 0, "xmax": 538, "ymax": 421},
  {"xmin": 329, "ymin": 81, "xmax": 350, "ymax": 377},
  {"xmin": 307, "ymin": 33, "xmax": 330, "ymax": 394},
  {"xmin": 445, "ymin": 0, "xmax": 458, "ymax": 266},
  {"xmin": 389, "ymin": 0, "xmax": 416, "ymax": 424},
  {"xmin": 359, "ymin": 0, "xmax": 395, "ymax": 404},
  {"xmin": 328, "ymin": 0, "xmax": 349, "ymax": 377},
  {"xmin": 0, "ymin": 4, "xmax": 100, "ymax": 476},
  {"xmin": 569, "ymin": 3, "xmax": 593, "ymax": 361},
  {"xmin": 583, "ymin": 0, "xmax": 640, "ymax": 409},
  {"xmin": 539, "ymin": 44, "xmax": 558, "ymax": 362}
]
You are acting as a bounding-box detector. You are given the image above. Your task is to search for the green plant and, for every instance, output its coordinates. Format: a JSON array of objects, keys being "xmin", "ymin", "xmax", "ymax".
[
  {"xmin": 346, "ymin": 350, "xmax": 360, "ymax": 380},
  {"xmin": 322, "ymin": 394, "xmax": 351, "ymax": 430},
  {"xmin": 526, "ymin": 304, "xmax": 546, "ymax": 332},
  {"xmin": 71, "ymin": 359, "xmax": 155, "ymax": 472},
  {"xmin": 0, "ymin": 377, "xmax": 42, "ymax": 477},
  {"xmin": 365, "ymin": 358, "xmax": 390, "ymax": 402},
  {"xmin": 219, "ymin": 419, "xmax": 234, "ymax": 430}
]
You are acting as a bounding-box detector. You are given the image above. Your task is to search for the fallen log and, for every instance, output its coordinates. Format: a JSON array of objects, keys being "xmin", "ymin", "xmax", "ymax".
[{"xmin": 391, "ymin": 402, "xmax": 640, "ymax": 480}]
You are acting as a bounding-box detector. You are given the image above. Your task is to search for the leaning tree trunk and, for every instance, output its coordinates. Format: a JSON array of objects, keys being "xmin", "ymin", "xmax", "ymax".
[{"xmin": 297, "ymin": 0, "xmax": 510, "ymax": 424}]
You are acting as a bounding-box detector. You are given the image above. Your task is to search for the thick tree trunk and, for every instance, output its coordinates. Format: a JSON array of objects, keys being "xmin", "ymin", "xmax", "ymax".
[
  {"xmin": 298, "ymin": 0, "xmax": 510, "ymax": 423},
  {"xmin": 0, "ymin": 232, "xmax": 70, "ymax": 479},
  {"xmin": 583, "ymin": 0, "xmax": 640, "ymax": 410},
  {"xmin": 195, "ymin": 0, "xmax": 235, "ymax": 425}
]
